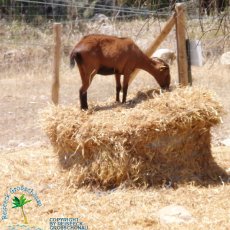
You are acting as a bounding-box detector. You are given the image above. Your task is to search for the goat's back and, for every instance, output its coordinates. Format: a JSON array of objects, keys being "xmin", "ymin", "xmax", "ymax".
[{"xmin": 71, "ymin": 34, "xmax": 143, "ymax": 67}]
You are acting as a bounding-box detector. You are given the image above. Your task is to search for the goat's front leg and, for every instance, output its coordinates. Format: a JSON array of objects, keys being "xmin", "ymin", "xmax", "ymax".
[
  {"xmin": 122, "ymin": 75, "xmax": 130, "ymax": 103},
  {"xmin": 115, "ymin": 74, "xmax": 121, "ymax": 102},
  {"xmin": 79, "ymin": 86, "xmax": 88, "ymax": 110}
]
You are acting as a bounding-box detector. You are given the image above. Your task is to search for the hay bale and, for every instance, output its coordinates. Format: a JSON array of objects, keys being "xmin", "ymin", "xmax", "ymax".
[{"xmin": 42, "ymin": 87, "xmax": 227, "ymax": 189}]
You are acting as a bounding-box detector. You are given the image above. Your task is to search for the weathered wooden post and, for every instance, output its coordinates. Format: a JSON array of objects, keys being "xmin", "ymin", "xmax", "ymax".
[
  {"xmin": 129, "ymin": 13, "xmax": 176, "ymax": 85},
  {"xmin": 175, "ymin": 3, "xmax": 189, "ymax": 86},
  {"xmin": 144, "ymin": 13, "xmax": 176, "ymax": 57},
  {"xmin": 52, "ymin": 23, "xmax": 61, "ymax": 105}
]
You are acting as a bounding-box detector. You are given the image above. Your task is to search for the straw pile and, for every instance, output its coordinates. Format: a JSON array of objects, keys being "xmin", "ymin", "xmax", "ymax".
[{"xmin": 42, "ymin": 87, "xmax": 227, "ymax": 189}]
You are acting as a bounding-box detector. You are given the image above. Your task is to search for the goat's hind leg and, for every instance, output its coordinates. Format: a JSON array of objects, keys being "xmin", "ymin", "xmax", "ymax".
[
  {"xmin": 77, "ymin": 65, "xmax": 88, "ymax": 110},
  {"xmin": 79, "ymin": 68, "xmax": 97, "ymax": 110}
]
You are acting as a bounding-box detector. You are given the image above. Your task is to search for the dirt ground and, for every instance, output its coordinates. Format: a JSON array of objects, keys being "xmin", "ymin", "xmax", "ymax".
[{"xmin": 0, "ymin": 146, "xmax": 229, "ymax": 229}]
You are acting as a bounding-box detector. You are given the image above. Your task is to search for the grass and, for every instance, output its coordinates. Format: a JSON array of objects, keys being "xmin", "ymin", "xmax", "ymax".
[{"xmin": 187, "ymin": 15, "xmax": 230, "ymax": 40}]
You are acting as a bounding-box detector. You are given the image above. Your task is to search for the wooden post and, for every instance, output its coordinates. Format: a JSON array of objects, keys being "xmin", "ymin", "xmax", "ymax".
[
  {"xmin": 129, "ymin": 13, "xmax": 176, "ymax": 85},
  {"xmin": 175, "ymin": 3, "xmax": 189, "ymax": 86},
  {"xmin": 145, "ymin": 13, "xmax": 176, "ymax": 57},
  {"xmin": 52, "ymin": 23, "xmax": 61, "ymax": 105}
]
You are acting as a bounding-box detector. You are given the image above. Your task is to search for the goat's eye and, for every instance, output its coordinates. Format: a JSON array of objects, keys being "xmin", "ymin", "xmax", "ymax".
[{"xmin": 159, "ymin": 65, "xmax": 167, "ymax": 71}]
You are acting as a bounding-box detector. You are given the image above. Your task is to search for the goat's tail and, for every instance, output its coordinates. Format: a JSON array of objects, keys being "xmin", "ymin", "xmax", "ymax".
[
  {"xmin": 70, "ymin": 50, "xmax": 83, "ymax": 69},
  {"xmin": 70, "ymin": 51, "xmax": 76, "ymax": 68}
]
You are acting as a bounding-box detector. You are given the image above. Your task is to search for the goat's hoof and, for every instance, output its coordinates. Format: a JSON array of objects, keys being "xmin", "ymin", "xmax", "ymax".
[
  {"xmin": 121, "ymin": 101, "xmax": 131, "ymax": 107},
  {"xmin": 81, "ymin": 107, "xmax": 88, "ymax": 111}
]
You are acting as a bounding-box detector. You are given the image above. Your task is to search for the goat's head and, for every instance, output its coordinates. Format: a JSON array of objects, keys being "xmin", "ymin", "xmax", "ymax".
[{"xmin": 151, "ymin": 57, "xmax": 171, "ymax": 91}]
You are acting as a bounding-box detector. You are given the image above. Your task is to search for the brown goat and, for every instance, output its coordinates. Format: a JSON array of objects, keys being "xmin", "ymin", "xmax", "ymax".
[{"xmin": 70, "ymin": 34, "xmax": 171, "ymax": 110}]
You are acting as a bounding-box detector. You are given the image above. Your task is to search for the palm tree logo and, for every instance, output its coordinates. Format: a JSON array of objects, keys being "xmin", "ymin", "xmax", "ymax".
[{"xmin": 12, "ymin": 194, "xmax": 32, "ymax": 224}]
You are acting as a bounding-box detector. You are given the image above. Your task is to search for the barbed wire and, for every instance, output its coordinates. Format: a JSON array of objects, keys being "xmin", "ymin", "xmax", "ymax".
[
  {"xmin": 4, "ymin": 0, "xmax": 228, "ymax": 22},
  {"xmin": 11, "ymin": 0, "xmax": 172, "ymax": 16},
  {"xmin": 2, "ymin": 0, "xmax": 229, "ymax": 22},
  {"xmin": 13, "ymin": 0, "xmax": 173, "ymax": 10},
  {"xmin": 1, "ymin": 11, "xmax": 171, "ymax": 19},
  {"xmin": 1, "ymin": 0, "xmax": 229, "ymax": 52}
]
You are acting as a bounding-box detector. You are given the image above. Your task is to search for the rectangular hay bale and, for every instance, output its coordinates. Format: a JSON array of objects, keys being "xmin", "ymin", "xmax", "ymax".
[{"xmin": 41, "ymin": 87, "xmax": 226, "ymax": 189}]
